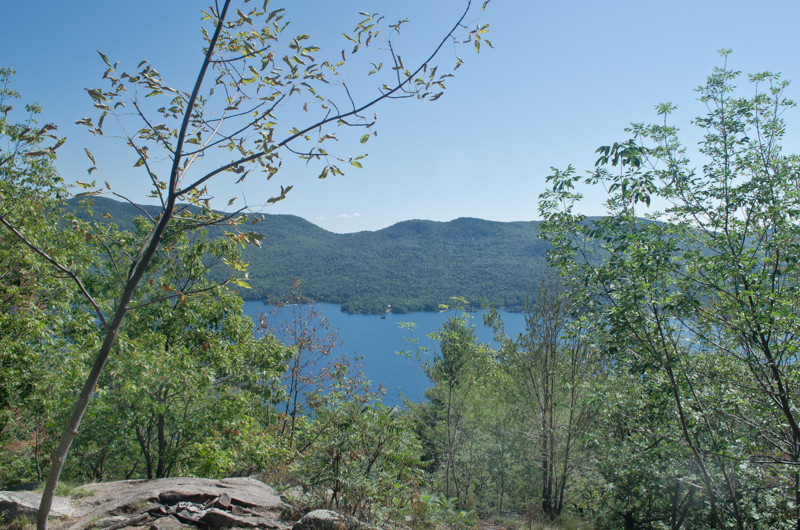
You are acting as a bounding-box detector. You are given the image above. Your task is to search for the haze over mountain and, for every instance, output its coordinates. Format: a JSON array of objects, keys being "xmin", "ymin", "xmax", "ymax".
[{"xmin": 68, "ymin": 197, "xmax": 554, "ymax": 313}]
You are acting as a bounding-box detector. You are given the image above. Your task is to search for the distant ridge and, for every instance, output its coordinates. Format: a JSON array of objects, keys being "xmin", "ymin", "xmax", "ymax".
[{"xmin": 66, "ymin": 197, "xmax": 555, "ymax": 314}]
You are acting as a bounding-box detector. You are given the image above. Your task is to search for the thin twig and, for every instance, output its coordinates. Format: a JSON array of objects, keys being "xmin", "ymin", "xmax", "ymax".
[{"xmin": 127, "ymin": 280, "xmax": 230, "ymax": 311}]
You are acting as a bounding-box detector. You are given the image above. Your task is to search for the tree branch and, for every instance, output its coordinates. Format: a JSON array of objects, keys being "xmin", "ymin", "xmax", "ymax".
[
  {"xmin": 177, "ymin": 0, "xmax": 474, "ymax": 196},
  {"xmin": 0, "ymin": 213, "xmax": 109, "ymax": 331},
  {"xmin": 127, "ymin": 280, "xmax": 230, "ymax": 311}
]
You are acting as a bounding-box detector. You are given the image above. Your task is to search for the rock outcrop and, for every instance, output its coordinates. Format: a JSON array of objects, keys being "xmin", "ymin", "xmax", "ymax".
[
  {"xmin": 0, "ymin": 491, "xmax": 75, "ymax": 521},
  {"xmin": 1, "ymin": 478, "xmax": 290, "ymax": 530},
  {"xmin": 1, "ymin": 478, "xmax": 381, "ymax": 530}
]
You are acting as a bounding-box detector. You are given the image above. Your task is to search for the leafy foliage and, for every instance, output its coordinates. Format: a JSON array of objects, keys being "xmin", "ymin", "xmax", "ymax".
[
  {"xmin": 539, "ymin": 53, "xmax": 800, "ymax": 528},
  {"xmin": 486, "ymin": 282, "xmax": 595, "ymax": 520},
  {"xmin": 0, "ymin": 68, "xmax": 95, "ymax": 488}
]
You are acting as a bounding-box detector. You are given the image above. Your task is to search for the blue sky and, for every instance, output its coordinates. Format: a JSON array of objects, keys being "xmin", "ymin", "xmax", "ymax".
[{"xmin": 3, "ymin": 0, "xmax": 799, "ymax": 233}]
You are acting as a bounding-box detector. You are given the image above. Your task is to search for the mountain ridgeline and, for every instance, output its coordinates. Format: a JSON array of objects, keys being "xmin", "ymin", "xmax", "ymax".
[{"xmin": 67, "ymin": 197, "xmax": 554, "ymax": 313}]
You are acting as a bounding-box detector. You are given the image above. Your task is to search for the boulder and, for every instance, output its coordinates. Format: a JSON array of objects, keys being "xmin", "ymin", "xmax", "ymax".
[
  {"xmin": 292, "ymin": 510, "xmax": 361, "ymax": 530},
  {"xmin": 0, "ymin": 491, "xmax": 74, "ymax": 521},
  {"xmin": 149, "ymin": 516, "xmax": 182, "ymax": 530},
  {"xmin": 95, "ymin": 516, "xmax": 128, "ymax": 528}
]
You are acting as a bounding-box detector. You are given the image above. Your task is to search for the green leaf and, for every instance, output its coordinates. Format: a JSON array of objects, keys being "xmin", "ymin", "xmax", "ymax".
[
  {"xmin": 243, "ymin": 231, "xmax": 265, "ymax": 247},
  {"xmin": 86, "ymin": 88, "xmax": 106, "ymax": 102},
  {"xmin": 360, "ymin": 134, "xmax": 369, "ymax": 144},
  {"xmin": 351, "ymin": 161, "xmax": 363, "ymax": 168},
  {"xmin": 230, "ymin": 278, "xmax": 252, "ymax": 289},
  {"xmin": 73, "ymin": 190, "xmax": 101, "ymax": 198},
  {"xmin": 23, "ymin": 149, "xmax": 53, "ymax": 157},
  {"xmin": 97, "ymin": 50, "xmax": 111, "ymax": 66}
]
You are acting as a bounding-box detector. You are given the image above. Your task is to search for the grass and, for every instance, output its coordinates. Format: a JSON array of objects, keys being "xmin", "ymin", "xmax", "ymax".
[
  {"xmin": 485, "ymin": 512, "xmax": 591, "ymax": 530},
  {"xmin": 524, "ymin": 517, "xmax": 592, "ymax": 530},
  {"xmin": 1, "ymin": 516, "xmax": 35, "ymax": 530},
  {"xmin": 33, "ymin": 482, "xmax": 92, "ymax": 500}
]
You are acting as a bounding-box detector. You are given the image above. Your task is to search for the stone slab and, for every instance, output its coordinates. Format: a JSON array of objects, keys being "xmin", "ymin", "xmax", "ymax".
[{"xmin": 0, "ymin": 491, "xmax": 74, "ymax": 521}]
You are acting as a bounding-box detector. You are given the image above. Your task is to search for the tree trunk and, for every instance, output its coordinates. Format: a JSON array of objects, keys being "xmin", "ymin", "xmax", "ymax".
[
  {"xmin": 156, "ymin": 411, "xmax": 166, "ymax": 478},
  {"xmin": 135, "ymin": 424, "xmax": 153, "ymax": 479}
]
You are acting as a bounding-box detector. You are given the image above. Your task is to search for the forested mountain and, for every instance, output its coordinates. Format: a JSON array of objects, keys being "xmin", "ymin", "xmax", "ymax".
[{"xmin": 66, "ymin": 197, "xmax": 554, "ymax": 313}]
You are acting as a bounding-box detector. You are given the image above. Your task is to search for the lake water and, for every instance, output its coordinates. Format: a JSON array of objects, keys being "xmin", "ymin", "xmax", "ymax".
[{"xmin": 242, "ymin": 302, "xmax": 527, "ymax": 407}]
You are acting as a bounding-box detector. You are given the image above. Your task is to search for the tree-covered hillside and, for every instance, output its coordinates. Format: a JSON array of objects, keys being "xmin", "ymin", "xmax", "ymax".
[{"xmin": 67, "ymin": 197, "xmax": 554, "ymax": 313}]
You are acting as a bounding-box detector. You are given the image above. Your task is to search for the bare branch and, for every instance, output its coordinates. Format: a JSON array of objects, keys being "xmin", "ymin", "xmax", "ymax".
[{"xmin": 110, "ymin": 191, "xmax": 157, "ymax": 224}]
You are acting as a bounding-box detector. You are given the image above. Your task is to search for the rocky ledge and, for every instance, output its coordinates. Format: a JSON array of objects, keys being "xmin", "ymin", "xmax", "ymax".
[{"xmin": 0, "ymin": 478, "xmax": 366, "ymax": 530}]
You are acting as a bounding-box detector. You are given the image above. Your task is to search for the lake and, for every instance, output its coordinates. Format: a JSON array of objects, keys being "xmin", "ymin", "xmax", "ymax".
[{"xmin": 242, "ymin": 302, "xmax": 528, "ymax": 407}]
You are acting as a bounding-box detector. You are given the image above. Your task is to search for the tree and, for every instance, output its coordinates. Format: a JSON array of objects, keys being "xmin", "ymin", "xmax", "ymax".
[
  {"xmin": 260, "ymin": 279, "xmax": 340, "ymax": 450},
  {"xmin": 487, "ymin": 281, "xmax": 594, "ymax": 521},
  {"xmin": 412, "ymin": 307, "xmax": 494, "ymax": 509},
  {"xmin": 0, "ymin": 2, "xmax": 491, "ymax": 527},
  {"xmin": 293, "ymin": 360, "xmax": 421, "ymax": 525},
  {"xmin": 539, "ymin": 53, "xmax": 800, "ymax": 528}
]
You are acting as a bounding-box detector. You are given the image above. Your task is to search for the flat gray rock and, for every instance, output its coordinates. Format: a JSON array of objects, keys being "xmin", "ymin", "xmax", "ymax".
[
  {"xmin": 79, "ymin": 478, "xmax": 284, "ymax": 511},
  {"xmin": 96, "ymin": 516, "xmax": 128, "ymax": 528},
  {"xmin": 0, "ymin": 491, "xmax": 74, "ymax": 521},
  {"xmin": 199, "ymin": 508, "xmax": 284, "ymax": 529}
]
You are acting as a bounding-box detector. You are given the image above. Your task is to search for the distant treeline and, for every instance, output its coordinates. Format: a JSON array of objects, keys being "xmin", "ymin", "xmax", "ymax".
[{"xmin": 66, "ymin": 197, "xmax": 556, "ymax": 313}]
